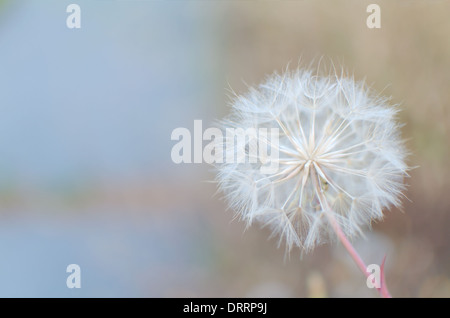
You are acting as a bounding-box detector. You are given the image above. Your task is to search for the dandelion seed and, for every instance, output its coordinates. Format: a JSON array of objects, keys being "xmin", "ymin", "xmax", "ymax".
[{"xmin": 215, "ymin": 65, "xmax": 408, "ymax": 255}]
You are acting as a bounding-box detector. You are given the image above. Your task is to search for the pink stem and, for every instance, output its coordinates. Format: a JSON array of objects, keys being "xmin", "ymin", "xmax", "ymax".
[
  {"xmin": 311, "ymin": 167, "xmax": 391, "ymax": 298},
  {"xmin": 326, "ymin": 213, "xmax": 391, "ymax": 298}
]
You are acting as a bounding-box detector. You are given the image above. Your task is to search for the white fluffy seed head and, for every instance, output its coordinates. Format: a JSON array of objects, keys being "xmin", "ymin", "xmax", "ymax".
[{"xmin": 216, "ymin": 66, "xmax": 409, "ymax": 252}]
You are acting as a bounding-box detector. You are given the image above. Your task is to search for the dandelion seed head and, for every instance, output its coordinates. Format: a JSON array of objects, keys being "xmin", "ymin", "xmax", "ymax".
[{"xmin": 216, "ymin": 66, "xmax": 408, "ymax": 252}]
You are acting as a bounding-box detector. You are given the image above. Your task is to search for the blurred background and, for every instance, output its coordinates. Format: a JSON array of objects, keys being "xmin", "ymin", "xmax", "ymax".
[{"xmin": 0, "ymin": 0, "xmax": 448, "ymax": 297}]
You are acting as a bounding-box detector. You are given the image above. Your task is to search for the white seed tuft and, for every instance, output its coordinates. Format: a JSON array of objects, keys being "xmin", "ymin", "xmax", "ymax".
[{"xmin": 215, "ymin": 66, "xmax": 409, "ymax": 252}]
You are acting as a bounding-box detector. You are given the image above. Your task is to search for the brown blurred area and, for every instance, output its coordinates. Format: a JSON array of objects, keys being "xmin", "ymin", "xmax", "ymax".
[{"xmin": 186, "ymin": 0, "xmax": 450, "ymax": 297}]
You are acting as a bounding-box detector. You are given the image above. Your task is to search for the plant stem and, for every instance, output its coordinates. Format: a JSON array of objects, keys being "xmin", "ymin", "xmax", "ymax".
[
  {"xmin": 326, "ymin": 212, "xmax": 391, "ymax": 298},
  {"xmin": 311, "ymin": 167, "xmax": 392, "ymax": 298}
]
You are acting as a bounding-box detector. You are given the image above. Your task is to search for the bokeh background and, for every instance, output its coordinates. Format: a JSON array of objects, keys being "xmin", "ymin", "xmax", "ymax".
[{"xmin": 0, "ymin": 0, "xmax": 448, "ymax": 297}]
